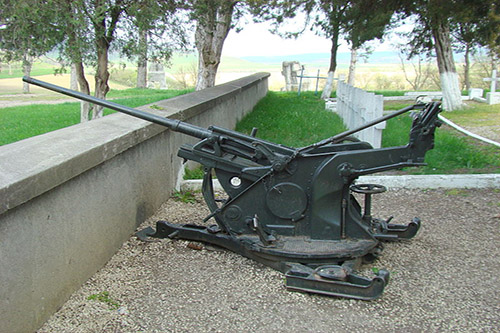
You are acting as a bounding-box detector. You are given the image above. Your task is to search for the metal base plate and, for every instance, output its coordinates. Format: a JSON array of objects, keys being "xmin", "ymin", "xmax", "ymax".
[
  {"xmin": 285, "ymin": 264, "xmax": 390, "ymax": 300},
  {"xmin": 136, "ymin": 221, "xmax": 390, "ymax": 300}
]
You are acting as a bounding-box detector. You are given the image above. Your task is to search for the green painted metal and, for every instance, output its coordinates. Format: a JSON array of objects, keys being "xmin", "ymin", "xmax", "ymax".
[{"xmin": 23, "ymin": 76, "xmax": 442, "ymax": 300}]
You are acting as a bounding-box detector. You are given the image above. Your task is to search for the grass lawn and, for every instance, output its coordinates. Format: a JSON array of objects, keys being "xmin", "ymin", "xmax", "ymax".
[
  {"xmin": 0, "ymin": 61, "xmax": 58, "ymax": 80},
  {"xmin": 442, "ymin": 102, "xmax": 500, "ymax": 127},
  {"xmin": 236, "ymin": 91, "xmax": 346, "ymax": 147},
  {"xmin": 0, "ymin": 88, "xmax": 191, "ymax": 146},
  {"xmin": 2, "ymin": 88, "xmax": 498, "ymax": 175},
  {"xmin": 383, "ymin": 102, "xmax": 500, "ymax": 174},
  {"xmin": 236, "ymin": 92, "xmax": 499, "ymax": 174}
]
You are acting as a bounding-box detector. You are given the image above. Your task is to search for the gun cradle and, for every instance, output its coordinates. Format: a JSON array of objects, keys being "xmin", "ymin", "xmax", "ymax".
[{"xmin": 23, "ymin": 76, "xmax": 441, "ymax": 300}]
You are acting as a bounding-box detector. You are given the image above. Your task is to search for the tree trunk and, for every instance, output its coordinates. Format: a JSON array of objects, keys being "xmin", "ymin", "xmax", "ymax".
[
  {"xmin": 347, "ymin": 47, "xmax": 358, "ymax": 86},
  {"xmin": 90, "ymin": 0, "xmax": 122, "ymax": 119},
  {"xmin": 322, "ymin": 72, "xmax": 336, "ymax": 99},
  {"xmin": 321, "ymin": 31, "xmax": 340, "ymax": 99},
  {"xmin": 70, "ymin": 63, "xmax": 78, "ymax": 90},
  {"xmin": 463, "ymin": 43, "xmax": 471, "ymax": 91},
  {"xmin": 431, "ymin": 20, "xmax": 464, "ymax": 110},
  {"xmin": 194, "ymin": 2, "xmax": 235, "ymax": 91},
  {"xmin": 22, "ymin": 55, "xmax": 32, "ymax": 94},
  {"xmin": 93, "ymin": 43, "xmax": 110, "ymax": 119},
  {"xmin": 92, "ymin": 29, "xmax": 111, "ymax": 119},
  {"xmin": 63, "ymin": 1, "xmax": 92, "ymax": 122},
  {"xmin": 136, "ymin": 28, "xmax": 148, "ymax": 88},
  {"xmin": 74, "ymin": 61, "xmax": 91, "ymax": 122}
]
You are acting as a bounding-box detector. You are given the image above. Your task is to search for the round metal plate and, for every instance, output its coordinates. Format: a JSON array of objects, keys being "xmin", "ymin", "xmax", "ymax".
[{"xmin": 266, "ymin": 182, "xmax": 307, "ymax": 220}]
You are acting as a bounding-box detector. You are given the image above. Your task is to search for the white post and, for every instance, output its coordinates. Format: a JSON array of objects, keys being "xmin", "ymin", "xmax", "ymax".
[
  {"xmin": 484, "ymin": 70, "xmax": 500, "ymax": 105},
  {"xmin": 483, "ymin": 69, "xmax": 498, "ymax": 93},
  {"xmin": 328, "ymin": 81, "xmax": 384, "ymax": 148}
]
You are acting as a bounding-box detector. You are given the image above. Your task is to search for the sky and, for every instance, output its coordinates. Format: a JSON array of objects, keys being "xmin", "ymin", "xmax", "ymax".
[
  {"xmin": 221, "ymin": 17, "xmax": 414, "ymax": 58},
  {"xmin": 222, "ymin": 22, "xmax": 342, "ymax": 57}
]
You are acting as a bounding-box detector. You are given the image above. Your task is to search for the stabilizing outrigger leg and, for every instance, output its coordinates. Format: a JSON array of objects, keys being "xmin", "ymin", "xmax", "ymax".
[{"xmin": 137, "ymin": 219, "xmax": 394, "ymax": 300}]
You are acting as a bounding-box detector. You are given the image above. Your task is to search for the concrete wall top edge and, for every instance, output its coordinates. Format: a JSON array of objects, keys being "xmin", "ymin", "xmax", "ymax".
[
  {"xmin": 0, "ymin": 72, "xmax": 270, "ymax": 215},
  {"xmin": 148, "ymin": 72, "xmax": 270, "ymax": 121}
]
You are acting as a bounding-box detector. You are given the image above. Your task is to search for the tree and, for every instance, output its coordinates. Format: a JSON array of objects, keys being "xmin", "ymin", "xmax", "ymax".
[
  {"xmin": 394, "ymin": 1, "xmax": 500, "ymax": 107},
  {"xmin": 453, "ymin": 22, "xmax": 481, "ymax": 91},
  {"xmin": 474, "ymin": 1, "xmax": 500, "ymax": 60},
  {"xmin": 48, "ymin": 0, "xmax": 129, "ymax": 120},
  {"xmin": 57, "ymin": 0, "xmax": 186, "ymax": 120},
  {"xmin": 250, "ymin": 0, "xmax": 350, "ymax": 98},
  {"xmin": 0, "ymin": 0, "xmax": 64, "ymax": 93},
  {"xmin": 429, "ymin": 17, "xmax": 464, "ymax": 110},
  {"xmin": 343, "ymin": 0, "xmax": 392, "ymax": 86},
  {"xmin": 187, "ymin": 0, "xmax": 242, "ymax": 91},
  {"xmin": 136, "ymin": 19, "xmax": 149, "ymax": 88},
  {"xmin": 1, "ymin": 0, "xmax": 187, "ymax": 120},
  {"xmin": 315, "ymin": 1, "xmax": 350, "ymax": 99},
  {"xmin": 252, "ymin": 0, "xmax": 392, "ymax": 98},
  {"xmin": 1, "ymin": 0, "xmax": 129, "ymax": 120},
  {"xmin": 398, "ymin": 51, "xmax": 434, "ymax": 91},
  {"xmin": 452, "ymin": 2, "xmax": 499, "ymax": 91},
  {"xmin": 121, "ymin": 0, "xmax": 188, "ymax": 88},
  {"xmin": 56, "ymin": 0, "xmax": 94, "ymax": 121},
  {"xmin": 90, "ymin": 0, "xmax": 127, "ymax": 118},
  {"xmin": 396, "ymin": 0, "xmax": 477, "ymax": 110}
]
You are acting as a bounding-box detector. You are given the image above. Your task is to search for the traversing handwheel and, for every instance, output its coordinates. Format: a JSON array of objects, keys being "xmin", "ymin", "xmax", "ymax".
[
  {"xmin": 350, "ymin": 184, "xmax": 387, "ymax": 195},
  {"xmin": 350, "ymin": 184, "xmax": 387, "ymax": 222}
]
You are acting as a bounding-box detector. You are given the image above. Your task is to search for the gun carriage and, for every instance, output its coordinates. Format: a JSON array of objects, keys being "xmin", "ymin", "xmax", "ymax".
[{"xmin": 23, "ymin": 76, "xmax": 441, "ymax": 300}]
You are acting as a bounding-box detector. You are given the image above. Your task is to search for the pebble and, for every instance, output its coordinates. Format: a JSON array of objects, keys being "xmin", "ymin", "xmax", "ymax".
[{"xmin": 37, "ymin": 189, "xmax": 500, "ymax": 332}]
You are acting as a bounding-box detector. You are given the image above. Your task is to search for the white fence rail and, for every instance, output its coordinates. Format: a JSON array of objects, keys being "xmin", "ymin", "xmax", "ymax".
[{"xmin": 334, "ymin": 81, "xmax": 385, "ymax": 148}]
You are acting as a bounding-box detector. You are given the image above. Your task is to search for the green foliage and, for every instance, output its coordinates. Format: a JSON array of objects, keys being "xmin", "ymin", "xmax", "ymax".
[
  {"xmin": 398, "ymin": 0, "xmax": 497, "ymax": 59},
  {"xmin": 0, "ymin": 90, "xmax": 191, "ymax": 146},
  {"xmin": 120, "ymin": 0, "xmax": 188, "ymax": 64},
  {"xmin": 184, "ymin": 166, "xmax": 205, "ymax": 180},
  {"xmin": 172, "ymin": 190, "xmax": 198, "ymax": 204},
  {"xmin": 236, "ymin": 91, "xmax": 346, "ymax": 147},
  {"xmin": 0, "ymin": 0, "xmax": 64, "ymax": 62},
  {"xmin": 87, "ymin": 291, "xmax": 120, "ymax": 310}
]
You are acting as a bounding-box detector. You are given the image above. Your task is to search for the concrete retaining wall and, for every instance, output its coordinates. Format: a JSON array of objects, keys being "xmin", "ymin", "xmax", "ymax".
[{"xmin": 0, "ymin": 73, "xmax": 269, "ymax": 332}]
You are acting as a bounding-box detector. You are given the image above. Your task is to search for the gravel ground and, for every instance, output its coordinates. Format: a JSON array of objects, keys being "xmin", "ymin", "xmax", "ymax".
[
  {"xmin": 460, "ymin": 124, "xmax": 500, "ymax": 143},
  {"xmin": 38, "ymin": 188, "xmax": 500, "ymax": 332}
]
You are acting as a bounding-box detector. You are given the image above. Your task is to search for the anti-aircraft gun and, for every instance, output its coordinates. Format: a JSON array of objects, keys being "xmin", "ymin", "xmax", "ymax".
[{"xmin": 23, "ymin": 76, "xmax": 441, "ymax": 300}]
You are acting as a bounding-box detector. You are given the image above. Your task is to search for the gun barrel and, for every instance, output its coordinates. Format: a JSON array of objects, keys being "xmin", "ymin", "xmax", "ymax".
[{"xmin": 22, "ymin": 76, "xmax": 212, "ymax": 139}]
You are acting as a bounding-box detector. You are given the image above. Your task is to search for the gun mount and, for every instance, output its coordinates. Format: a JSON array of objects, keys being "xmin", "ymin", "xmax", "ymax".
[{"xmin": 23, "ymin": 76, "xmax": 441, "ymax": 300}]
